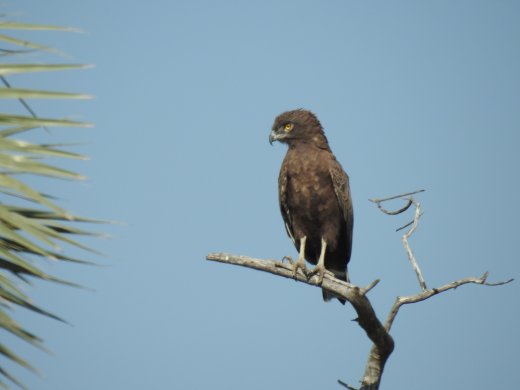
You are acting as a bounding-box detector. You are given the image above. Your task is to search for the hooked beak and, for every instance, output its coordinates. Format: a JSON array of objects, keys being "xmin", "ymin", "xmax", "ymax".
[{"xmin": 269, "ymin": 130, "xmax": 281, "ymax": 145}]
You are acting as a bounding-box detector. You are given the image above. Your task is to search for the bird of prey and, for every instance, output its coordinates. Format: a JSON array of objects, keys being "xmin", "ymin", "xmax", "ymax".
[{"xmin": 269, "ymin": 109, "xmax": 353, "ymax": 302}]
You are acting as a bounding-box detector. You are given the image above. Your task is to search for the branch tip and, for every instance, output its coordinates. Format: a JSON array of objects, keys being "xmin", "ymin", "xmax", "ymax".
[
  {"xmin": 484, "ymin": 276, "xmax": 514, "ymax": 287},
  {"xmin": 368, "ymin": 189, "xmax": 425, "ymax": 204},
  {"xmin": 362, "ymin": 279, "xmax": 380, "ymax": 295},
  {"xmin": 396, "ymin": 212, "xmax": 424, "ymax": 232},
  {"xmin": 338, "ymin": 379, "xmax": 359, "ymax": 390}
]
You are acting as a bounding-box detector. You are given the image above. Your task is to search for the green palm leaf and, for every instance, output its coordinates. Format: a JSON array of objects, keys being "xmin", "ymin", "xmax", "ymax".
[
  {"xmin": 0, "ymin": 34, "xmax": 58, "ymax": 53},
  {"xmin": 0, "ymin": 22, "xmax": 81, "ymax": 32},
  {"xmin": 0, "ymin": 113, "xmax": 92, "ymax": 128},
  {"xmin": 0, "ymin": 14, "xmax": 99, "ymax": 389},
  {"xmin": 0, "ymin": 64, "xmax": 92, "ymax": 76},
  {"xmin": 0, "ymin": 88, "xmax": 92, "ymax": 99}
]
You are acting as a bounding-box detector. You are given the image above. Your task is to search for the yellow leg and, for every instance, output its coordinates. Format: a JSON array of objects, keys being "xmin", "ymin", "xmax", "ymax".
[
  {"xmin": 292, "ymin": 236, "xmax": 307, "ymax": 278},
  {"xmin": 309, "ymin": 237, "xmax": 327, "ymax": 284}
]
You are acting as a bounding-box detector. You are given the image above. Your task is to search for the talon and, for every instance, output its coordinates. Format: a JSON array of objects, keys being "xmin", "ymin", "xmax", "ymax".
[
  {"xmin": 308, "ymin": 264, "xmax": 326, "ymax": 284},
  {"xmin": 282, "ymin": 255, "xmax": 294, "ymax": 265},
  {"xmin": 292, "ymin": 258, "xmax": 307, "ymax": 279}
]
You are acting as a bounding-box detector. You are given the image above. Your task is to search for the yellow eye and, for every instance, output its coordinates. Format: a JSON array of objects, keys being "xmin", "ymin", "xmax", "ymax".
[{"xmin": 283, "ymin": 123, "xmax": 293, "ymax": 132}]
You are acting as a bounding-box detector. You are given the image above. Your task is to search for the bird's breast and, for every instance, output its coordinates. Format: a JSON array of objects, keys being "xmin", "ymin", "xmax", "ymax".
[{"xmin": 287, "ymin": 168, "xmax": 337, "ymax": 217}]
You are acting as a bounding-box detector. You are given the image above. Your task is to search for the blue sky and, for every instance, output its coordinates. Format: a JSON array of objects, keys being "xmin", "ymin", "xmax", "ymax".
[{"xmin": 3, "ymin": 1, "xmax": 519, "ymax": 389}]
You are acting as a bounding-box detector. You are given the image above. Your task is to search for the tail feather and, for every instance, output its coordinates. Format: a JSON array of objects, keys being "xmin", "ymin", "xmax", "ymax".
[{"xmin": 322, "ymin": 267, "xmax": 348, "ymax": 304}]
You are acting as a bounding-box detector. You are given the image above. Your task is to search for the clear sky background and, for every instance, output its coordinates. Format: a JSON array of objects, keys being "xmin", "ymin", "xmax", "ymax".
[{"xmin": 3, "ymin": 1, "xmax": 519, "ymax": 389}]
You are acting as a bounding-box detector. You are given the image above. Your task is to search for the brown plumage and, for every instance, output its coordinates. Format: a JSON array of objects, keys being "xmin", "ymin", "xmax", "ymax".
[{"xmin": 269, "ymin": 109, "xmax": 353, "ymax": 303}]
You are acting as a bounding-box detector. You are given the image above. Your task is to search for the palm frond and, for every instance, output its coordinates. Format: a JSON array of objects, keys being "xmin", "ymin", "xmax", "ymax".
[
  {"xmin": 0, "ymin": 64, "xmax": 93, "ymax": 76},
  {"xmin": 0, "ymin": 22, "xmax": 81, "ymax": 32},
  {"xmin": 0, "ymin": 15, "xmax": 99, "ymax": 389},
  {"xmin": 0, "ymin": 88, "xmax": 92, "ymax": 99}
]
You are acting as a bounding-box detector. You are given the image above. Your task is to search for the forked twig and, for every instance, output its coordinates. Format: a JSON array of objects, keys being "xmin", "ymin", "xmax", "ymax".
[
  {"xmin": 401, "ymin": 199, "xmax": 427, "ymax": 290},
  {"xmin": 369, "ymin": 189, "xmax": 424, "ymax": 216},
  {"xmin": 371, "ymin": 190, "xmax": 427, "ymax": 290},
  {"xmin": 369, "ymin": 189, "xmax": 425, "ymax": 204},
  {"xmin": 384, "ymin": 272, "xmax": 513, "ymax": 332}
]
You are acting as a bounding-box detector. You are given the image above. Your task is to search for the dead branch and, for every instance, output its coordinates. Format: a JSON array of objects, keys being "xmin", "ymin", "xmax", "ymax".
[
  {"xmin": 369, "ymin": 189, "xmax": 425, "ymax": 204},
  {"xmin": 206, "ymin": 250, "xmax": 511, "ymax": 389},
  {"xmin": 384, "ymin": 272, "xmax": 513, "ymax": 332},
  {"xmin": 368, "ymin": 189, "xmax": 424, "ymax": 216},
  {"xmin": 338, "ymin": 379, "xmax": 359, "ymax": 390},
  {"xmin": 370, "ymin": 189, "xmax": 513, "ymax": 333},
  {"xmin": 363, "ymin": 189, "xmax": 512, "ymax": 388},
  {"xmin": 401, "ymin": 199, "xmax": 427, "ymax": 291},
  {"xmin": 206, "ymin": 252, "xmax": 394, "ymax": 388},
  {"xmin": 207, "ymin": 189, "xmax": 512, "ymax": 390},
  {"xmin": 371, "ymin": 190, "xmax": 427, "ymax": 290}
]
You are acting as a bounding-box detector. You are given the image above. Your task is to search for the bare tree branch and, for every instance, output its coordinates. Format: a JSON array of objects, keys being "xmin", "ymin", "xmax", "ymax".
[
  {"xmin": 207, "ymin": 189, "xmax": 512, "ymax": 390},
  {"xmin": 483, "ymin": 278, "xmax": 514, "ymax": 286},
  {"xmin": 338, "ymin": 379, "xmax": 359, "ymax": 390},
  {"xmin": 384, "ymin": 272, "xmax": 513, "ymax": 332},
  {"xmin": 206, "ymin": 252, "xmax": 394, "ymax": 389},
  {"xmin": 395, "ymin": 213, "xmax": 423, "ymax": 232},
  {"xmin": 369, "ymin": 189, "xmax": 425, "ymax": 204},
  {"xmin": 371, "ymin": 190, "xmax": 428, "ymax": 290},
  {"xmin": 368, "ymin": 189, "xmax": 424, "ymax": 216},
  {"xmin": 401, "ymin": 199, "xmax": 427, "ymax": 291},
  {"xmin": 374, "ymin": 198, "xmax": 413, "ymax": 216},
  {"xmin": 206, "ymin": 250, "xmax": 511, "ymax": 389}
]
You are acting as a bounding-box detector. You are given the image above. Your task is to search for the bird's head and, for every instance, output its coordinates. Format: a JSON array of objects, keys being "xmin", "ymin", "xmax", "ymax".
[{"xmin": 269, "ymin": 109, "xmax": 328, "ymax": 148}]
